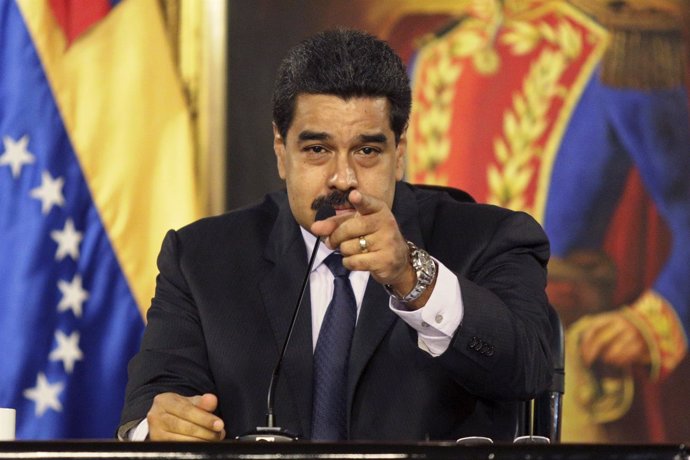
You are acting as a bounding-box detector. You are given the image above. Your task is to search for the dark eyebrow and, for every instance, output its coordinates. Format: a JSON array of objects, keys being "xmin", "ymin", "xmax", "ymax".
[
  {"xmin": 298, "ymin": 131, "xmax": 330, "ymax": 142},
  {"xmin": 297, "ymin": 131, "xmax": 388, "ymax": 144},
  {"xmin": 359, "ymin": 133, "xmax": 388, "ymax": 144}
]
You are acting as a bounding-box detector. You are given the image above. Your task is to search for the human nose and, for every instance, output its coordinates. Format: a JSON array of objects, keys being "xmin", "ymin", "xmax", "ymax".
[{"xmin": 327, "ymin": 152, "xmax": 358, "ymax": 190}]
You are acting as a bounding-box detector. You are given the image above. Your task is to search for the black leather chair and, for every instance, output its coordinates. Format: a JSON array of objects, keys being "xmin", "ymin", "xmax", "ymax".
[
  {"xmin": 514, "ymin": 303, "xmax": 564, "ymax": 443},
  {"xmin": 530, "ymin": 305, "xmax": 565, "ymax": 442},
  {"xmin": 413, "ymin": 183, "xmax": 564, "ymax": 442}
]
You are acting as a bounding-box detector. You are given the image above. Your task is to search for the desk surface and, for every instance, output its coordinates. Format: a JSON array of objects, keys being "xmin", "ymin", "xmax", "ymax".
[{"xmin": 0, "ymin": 441, "xmax": 687, "ymax": 460}]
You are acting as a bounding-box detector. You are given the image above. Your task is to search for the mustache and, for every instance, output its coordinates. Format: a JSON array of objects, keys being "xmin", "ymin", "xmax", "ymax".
[{"xmin": 311, "ymin": 189, "xmax": 353, "ymax": 211}]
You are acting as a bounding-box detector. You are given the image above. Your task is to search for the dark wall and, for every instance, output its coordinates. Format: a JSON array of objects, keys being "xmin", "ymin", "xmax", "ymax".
[
  {"xmin": 226, "ymin": 1, "xmax": 369, "ymax": 210},
  {"xmin": 227, "ymin": 2, "xmax": 346, "ymax": 210}
]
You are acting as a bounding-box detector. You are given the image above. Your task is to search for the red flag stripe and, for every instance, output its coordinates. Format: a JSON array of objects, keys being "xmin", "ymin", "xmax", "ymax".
[{"xmin": 48, "ymin": 0, "xmax": 112, "ymax": 45}]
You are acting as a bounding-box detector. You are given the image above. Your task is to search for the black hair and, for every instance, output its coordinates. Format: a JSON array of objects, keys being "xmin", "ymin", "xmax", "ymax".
[{"xmin": 272, "ymin": 28, "xmax": 411, "ymax": 144}]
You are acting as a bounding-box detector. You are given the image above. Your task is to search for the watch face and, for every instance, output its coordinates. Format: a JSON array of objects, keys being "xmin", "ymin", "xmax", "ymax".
[
  {"xmin": 394, "ymin": 242, "xmax": 437, "ymax": 303},
  {"xmin": 414, "ymin": 250, "xmax": 435, "ymax": 284}
]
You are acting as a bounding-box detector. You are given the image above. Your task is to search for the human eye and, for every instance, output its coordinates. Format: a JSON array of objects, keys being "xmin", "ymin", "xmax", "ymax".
[
  {"xmin": 302, "ymin": 145, "xmax": 329, "ymax": 155},
  {"xmin": 301, "ymin": 144, "xmax": 332, "ymax": 163},
  {"xmin": 356, "ymin": 146, "xmax": 381, "ymax": 156}
]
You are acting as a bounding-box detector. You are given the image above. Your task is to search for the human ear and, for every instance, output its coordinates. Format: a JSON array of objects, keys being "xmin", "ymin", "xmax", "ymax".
[
  {"xmin": 273, "ymin": 122, "xmax": 287, "ymax": 180},
  {"xmin": 395, "ymin": 127, "xmax": 407, "ymax": 181}
]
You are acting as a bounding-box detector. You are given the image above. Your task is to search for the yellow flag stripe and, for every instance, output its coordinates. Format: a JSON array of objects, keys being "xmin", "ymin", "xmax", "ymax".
[{"xmin": 18, "ymin": 0, "xmax": 202, "ymax": 317}]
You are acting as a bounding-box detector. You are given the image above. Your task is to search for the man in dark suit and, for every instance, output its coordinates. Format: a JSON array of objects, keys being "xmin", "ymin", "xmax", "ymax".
[{"xmin": 120, "ymin": 29, "xmax": 552, "ymax": 442}]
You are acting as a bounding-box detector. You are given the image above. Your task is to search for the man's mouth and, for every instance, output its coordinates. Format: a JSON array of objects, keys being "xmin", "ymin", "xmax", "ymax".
[{"xmin": 333, "ymin": 203, "xmax": 355, "ymax": 215}]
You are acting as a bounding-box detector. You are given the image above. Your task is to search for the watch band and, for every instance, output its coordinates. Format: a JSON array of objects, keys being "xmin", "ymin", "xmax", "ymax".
[{"xmin": 384, "ymin": 241, "xmax": 437, "ymax": 303}]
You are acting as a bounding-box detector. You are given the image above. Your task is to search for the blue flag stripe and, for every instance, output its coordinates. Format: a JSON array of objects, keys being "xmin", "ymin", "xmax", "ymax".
[{"xmin": 0, "ymin": 0, "xmax": 143, "ymax": 439}]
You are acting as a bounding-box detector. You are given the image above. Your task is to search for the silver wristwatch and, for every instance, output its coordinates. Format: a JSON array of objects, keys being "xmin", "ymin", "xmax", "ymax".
[{"xmin": 384, "ymin": 241, "xmax": 437, "ymax": 303}]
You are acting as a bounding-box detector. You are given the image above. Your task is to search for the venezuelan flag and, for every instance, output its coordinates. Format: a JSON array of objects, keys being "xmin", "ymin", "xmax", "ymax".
[{"xmin": 0, "ymin": 0, "xmax": 202, "ymax": 439}]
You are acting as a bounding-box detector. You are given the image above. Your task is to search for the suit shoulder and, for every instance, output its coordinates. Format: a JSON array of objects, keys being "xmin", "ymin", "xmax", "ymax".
[
  {"xmin": 175, "ymin": 191, "xmax": 284, "ymax": 243},
  {"xmin": 435, "ymin": 197, "xmax": 546, "ymax": 244},
  {"xmin": 409, "ymin": 183, "xmax": 517, "ymax": 226},
  {"xmin": 408, "ymin": 184, "xmax": 549, "ymax": 262},
  {"xmin": 414, "ymin": 187, "xmax": 536, "ymax": 224}
]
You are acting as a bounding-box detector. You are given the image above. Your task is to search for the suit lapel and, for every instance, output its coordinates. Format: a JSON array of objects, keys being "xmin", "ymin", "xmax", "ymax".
[
  {"xmin": 258, "ymin": 196, "xmax": 314, "ymax": 438},
  {"xmin": 346, "ymin": 183, "xmax": 426, "ymax": 425}
]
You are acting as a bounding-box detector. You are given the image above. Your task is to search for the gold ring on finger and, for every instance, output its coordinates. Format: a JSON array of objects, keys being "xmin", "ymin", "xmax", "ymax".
[{"xmin": 359, "ymin": 236, "xmax": 369, "ymax": 253}]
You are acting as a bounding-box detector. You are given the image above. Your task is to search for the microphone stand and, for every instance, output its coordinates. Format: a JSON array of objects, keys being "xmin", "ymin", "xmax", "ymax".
[{"xmin": 237, "ymin": 204, "xmax": 334, "ymax": 441}]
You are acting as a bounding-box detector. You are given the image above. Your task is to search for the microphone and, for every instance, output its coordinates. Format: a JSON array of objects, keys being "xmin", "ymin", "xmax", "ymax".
[{"xmin": 237, "ymin": 203, "xmax": 335, "ymax": 442}]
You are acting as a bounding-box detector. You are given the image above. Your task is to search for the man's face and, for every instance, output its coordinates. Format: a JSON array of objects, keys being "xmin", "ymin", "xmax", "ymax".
[{"xmin": 273, "ymin": 94, "xmax": 406, "ymax": 230}]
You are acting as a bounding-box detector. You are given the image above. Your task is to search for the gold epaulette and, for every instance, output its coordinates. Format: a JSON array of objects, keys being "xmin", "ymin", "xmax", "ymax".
[{"xmin": 568, "ymin": 0, "xmax": 687, "ymax": 89}]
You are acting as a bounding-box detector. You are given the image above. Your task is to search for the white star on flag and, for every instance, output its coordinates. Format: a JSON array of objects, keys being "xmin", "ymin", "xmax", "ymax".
[
  {"xmin": 0, "ymin": 134, "xmax": 35, "ymax": 178},
  {"xmin": 57, "ymin": 274, "xmax": 89, "ymax": 318},
  {"xmin": 50, "ymin": 218, "xmax": 83, "ymax": 261},
  {"xmin": 49, "ymin": 330, "xmax": 84, "ymax": 374},
  {"xmin": 30, "ymin": 170, "xmax": 65, "ymax": 214},
  {"xmin": 23, "ymin": 372, "xmax": 64, "ymax": 417}
]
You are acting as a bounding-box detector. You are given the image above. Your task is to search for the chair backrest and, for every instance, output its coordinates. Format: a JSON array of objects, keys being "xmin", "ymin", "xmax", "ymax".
[
  {"xmin": 413, "ymin": 183, "xmax": 564, "ymax": 443},
  {"xmin": 528, "ymin": 304, "xmax": 565, "ymax": 442}
]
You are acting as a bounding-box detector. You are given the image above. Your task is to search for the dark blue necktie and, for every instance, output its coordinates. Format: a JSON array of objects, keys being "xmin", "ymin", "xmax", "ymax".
[{"xmin": 311, "ymin": 252, "xmax": 356, "ymax": 440}]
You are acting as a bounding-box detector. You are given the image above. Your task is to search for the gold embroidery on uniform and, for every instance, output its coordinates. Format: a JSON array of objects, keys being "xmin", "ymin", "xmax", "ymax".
[
  {"xmin": 409, "ymin": 40, "xmax": 461, "ymax": 185},
  {"xmin": 407, "ymin": 1, "xmax": 606, "ymax": 210},
  {"xmin": 408, "ymin": 0, "xmax": 510, "ymax": 185},
  {"xmin": 488, "ymin": 17, "xmax": 583, "ymax": 212}
]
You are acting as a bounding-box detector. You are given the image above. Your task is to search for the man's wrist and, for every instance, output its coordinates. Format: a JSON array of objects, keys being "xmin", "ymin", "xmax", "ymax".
[
  {"xmin": 388, "ymin": 259, "xmax": 463, "ymax": 355},
  {"xmin": 384, "ymin": 241, "xmax": 437, "ymax": 305}
]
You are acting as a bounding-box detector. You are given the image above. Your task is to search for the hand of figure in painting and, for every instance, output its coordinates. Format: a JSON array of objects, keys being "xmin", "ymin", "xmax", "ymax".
[{"xmin": 579, "ymin": 311, "xmax": 650, "ymax": 369}]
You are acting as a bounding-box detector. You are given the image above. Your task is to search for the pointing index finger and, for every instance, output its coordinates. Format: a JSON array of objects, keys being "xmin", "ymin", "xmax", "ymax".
[{"xmin": 349, "ymin": 190, "xmax": 383, "ymax": 216}]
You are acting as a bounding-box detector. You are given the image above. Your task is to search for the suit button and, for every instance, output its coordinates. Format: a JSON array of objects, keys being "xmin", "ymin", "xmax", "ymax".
[
  {"xmin": 487, "ymin": 346, "xmax": 495, "ymax": 357},
  {"xmin": 473, "ymin": 339, "xmax": 483, "ymax": 351}
]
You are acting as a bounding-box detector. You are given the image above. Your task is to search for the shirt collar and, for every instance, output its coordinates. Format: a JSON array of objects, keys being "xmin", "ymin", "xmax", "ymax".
[{"xmin": 300, "ymin": 226, "xmax": 335, "ymax": 272}]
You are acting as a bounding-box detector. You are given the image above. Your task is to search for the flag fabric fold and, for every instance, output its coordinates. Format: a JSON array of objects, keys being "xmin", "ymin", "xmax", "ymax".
[{"xmin": 0, "ymin": 0, "xmax": 201, "ymax": 439}]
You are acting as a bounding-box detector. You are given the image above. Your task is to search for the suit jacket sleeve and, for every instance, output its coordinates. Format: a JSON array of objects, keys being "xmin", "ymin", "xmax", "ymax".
[
  {"xmin": 428, "ymin": 205, "xmax": 552, "ymax": 401},
  {"xmin": 120, "ymin": 228, "xmax": 216, "ymax": 426}
]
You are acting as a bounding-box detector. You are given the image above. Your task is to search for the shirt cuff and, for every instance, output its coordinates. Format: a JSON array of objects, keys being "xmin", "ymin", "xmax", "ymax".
[
  {"xmin": 389, "ymin": 259, "xmax": 463, "ymax": 356},
  {"xmin": 126, "ymin": 418, "xmax": 149, "ymax": 441}
]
